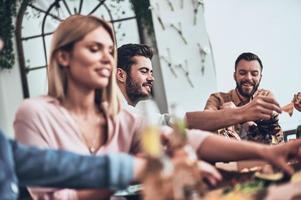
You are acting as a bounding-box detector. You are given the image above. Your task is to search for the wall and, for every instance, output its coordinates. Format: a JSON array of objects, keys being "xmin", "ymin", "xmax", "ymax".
[
  {"xmin": 149, "ymin": 0, "xmax": 217, "ymax": 116},
  {"xmin": 203, "ymin": 0, "xmax": 301, "ymax": 130},
  {"xmin": 0, "ymin": 50, "xmax": 23, "ymax": 137}
]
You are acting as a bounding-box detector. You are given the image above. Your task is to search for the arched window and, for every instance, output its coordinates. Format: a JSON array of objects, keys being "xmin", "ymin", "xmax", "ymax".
[{"xmin": 16, "ymin": 0, "xmax": 146, "ymax": 97}]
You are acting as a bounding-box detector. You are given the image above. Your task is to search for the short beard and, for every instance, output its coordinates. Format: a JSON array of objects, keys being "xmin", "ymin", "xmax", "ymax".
[
  {"xmin": 125, "ymin": 75, "xmax": 150, "ymax": 105},
  {"xmin": 236, "ymin": 82, "xmax": 260, "ymax": 98}
]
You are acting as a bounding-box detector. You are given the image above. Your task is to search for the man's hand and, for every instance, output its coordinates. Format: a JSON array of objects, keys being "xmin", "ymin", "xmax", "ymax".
[
  {"xmin": 240, "ymin": 96, "xmax": 282, "ymax": 122},
  {"xmin": 261, "ymin": 139, "xmax": 301, "ymax": 175},
  {"xmin": 293, "ymin": 92, "xmax": 301, "ymax": 112}
]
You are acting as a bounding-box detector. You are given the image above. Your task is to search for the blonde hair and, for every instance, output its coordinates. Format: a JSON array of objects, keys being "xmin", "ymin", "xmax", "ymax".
[{"xmin": 48, "ymin": 15, "xmax": 119, "ymax": 117}]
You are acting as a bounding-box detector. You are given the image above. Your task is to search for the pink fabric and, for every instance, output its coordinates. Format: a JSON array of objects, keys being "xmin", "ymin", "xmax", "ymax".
[{"xmin": 14, "ymin": 96, "xmax": 143, "ymax": 200}]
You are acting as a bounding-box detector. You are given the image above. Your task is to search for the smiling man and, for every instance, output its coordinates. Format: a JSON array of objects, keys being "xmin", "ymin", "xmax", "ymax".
[
  {"xmin": 117, "ymin": 43, "xmax": 154, "ymax": 107},
  {"xmin": 116, "ymin": 43, "xmax": 170, "ymax": 125},
  {"xmin": 203, "ymin": 52, "xmax": 283, "ymax": 144}
]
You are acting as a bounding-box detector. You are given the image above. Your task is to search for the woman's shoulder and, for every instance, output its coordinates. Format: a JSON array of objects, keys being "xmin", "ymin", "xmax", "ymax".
[
  {"xmin": 16, "ymin": 95, "xmax": 59, "ymax": 118},
  {"xmin": 20, "ymin": 95, "xmax": 57, "ymax": 105}
]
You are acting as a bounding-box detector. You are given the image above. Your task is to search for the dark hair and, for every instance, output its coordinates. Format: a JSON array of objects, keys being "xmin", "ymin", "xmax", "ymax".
[
  {"xmin": 117, "ymin": 43, "xmax": 153, "ymax": 73},
  {"xmin": 235, "ymin": 52, "xmax": 263, "ymax": 71}
]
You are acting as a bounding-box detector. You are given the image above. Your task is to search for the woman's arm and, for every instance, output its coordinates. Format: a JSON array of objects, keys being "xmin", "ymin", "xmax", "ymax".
[
  {"xmin": 197, "ymin": 134, "xmax": 264, "ymax": 162},
  {"xmin": 197, "ymin": 134, "xmax": 301, "ymax": 175}
]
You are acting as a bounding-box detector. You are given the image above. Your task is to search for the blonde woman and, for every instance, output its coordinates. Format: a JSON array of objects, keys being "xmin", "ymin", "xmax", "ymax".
[{"xmin": 14, "ymin": 15, "xmax": 143, "ymax": 199}]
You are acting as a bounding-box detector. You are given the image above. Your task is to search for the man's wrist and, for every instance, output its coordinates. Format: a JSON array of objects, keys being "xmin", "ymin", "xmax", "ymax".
[{"xmin": 234, "ymin": 106, "xmax": 245, "ymax": 123}]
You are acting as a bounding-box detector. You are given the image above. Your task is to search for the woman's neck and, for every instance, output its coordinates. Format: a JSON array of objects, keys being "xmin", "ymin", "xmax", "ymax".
[{"xmin": 62, "ymin": 82, "xmax": 100, "ymax": 116}]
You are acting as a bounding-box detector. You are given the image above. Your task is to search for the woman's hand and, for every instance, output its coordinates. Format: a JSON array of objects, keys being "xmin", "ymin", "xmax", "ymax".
[
  {"xmin": 261, "ymin": 139, "xmax": 301, "ymax": 175},
  {"xmin": 293, "ymin": 92, "xmax": 301, "ymax": 112},
  {"xmin": 133, "ymin": 157, "xmax": 148, "ymax": 182},
  {"xmin": 198, "ymin": 160, "xmax": 222, "ymax": 186}
]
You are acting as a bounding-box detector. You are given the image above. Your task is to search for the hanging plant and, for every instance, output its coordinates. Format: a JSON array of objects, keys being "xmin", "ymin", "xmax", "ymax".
[
  {"xmin": 0, "ymin": 0, "xmax": 33, "ymax": 70},
  {"xmin": 0, "ymin": 0, "xmax": 18, "ymax": 70}
]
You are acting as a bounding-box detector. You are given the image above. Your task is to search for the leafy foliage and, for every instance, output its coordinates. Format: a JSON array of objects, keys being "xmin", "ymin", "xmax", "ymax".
[{"xmin": 0, "ymin": 0, "xmax": 17, "ymax": 69}]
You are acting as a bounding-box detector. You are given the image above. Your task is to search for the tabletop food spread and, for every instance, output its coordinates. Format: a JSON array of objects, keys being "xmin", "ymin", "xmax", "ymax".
[{"xmin": 114, "ymin": 118, "xmax": 301, "ymax": 200}]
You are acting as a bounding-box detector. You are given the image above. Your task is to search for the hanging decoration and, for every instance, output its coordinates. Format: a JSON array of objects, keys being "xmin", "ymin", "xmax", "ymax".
[
  {"xmin": 166, "ymin": 0, "xmax": 174, "ymax": 11},
  {"xmin": 160, "ymin": 48, "xmax": 178, "ymax": 78},
  {"xmin": 179, "ymin": 0, "xmax": 184, "ymax": 9},
  {"xmin": 170, "ymin": 22, "xmax": 188, "ymax": 45},
  {"xmin": 197, "ymin": 43, "xmax": 209, "ymax": 75},
  {"xmin": 149, "ymin": 3, "xmax": 165, "ymax": 30},
  {"xmin": 192, "ymin": 0, "xmax": 204, "ymax": 25},
  {"xmin": 175, "ymin": 60, "xmax": 194, "ymax": 88},
  {"xmin": 148, "ymin": 0, "xmax": 212, "ymax": 81}
]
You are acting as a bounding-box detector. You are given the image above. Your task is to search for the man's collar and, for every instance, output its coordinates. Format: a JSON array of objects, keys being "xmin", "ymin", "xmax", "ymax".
[
  {"xmin": 120, "ymin": 93, "xmax": 130, "ymax": 106},
  {"xmin": 231, "ymin": 89, "xmax": 260, "ymax": 106}
]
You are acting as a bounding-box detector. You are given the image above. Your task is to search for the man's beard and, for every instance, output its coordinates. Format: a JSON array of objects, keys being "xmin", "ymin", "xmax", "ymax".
[
  {"xmin": 125, "ymin": 76, "xmax": 152, "ymax": 104},
  {"xmin": 236, "ymin": 80, "xmax": 260, "ymax": 98}
]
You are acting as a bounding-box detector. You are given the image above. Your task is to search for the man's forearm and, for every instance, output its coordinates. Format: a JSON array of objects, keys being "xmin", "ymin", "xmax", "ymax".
[
  {"xmin": 197, "ymin": 134, "xmax": 266, "ymax": 162},
  {"xmin": 185, "ymin": 108, "xmax": 244, "ymax": 131}
]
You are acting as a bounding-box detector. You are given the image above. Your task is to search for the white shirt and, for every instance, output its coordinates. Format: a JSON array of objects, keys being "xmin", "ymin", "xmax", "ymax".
[
  {"xmin": 119, "ymin": 94, "xmax": 210, "ymax": 152},
  {"xmin": 120, "ymin": 95, "xmax": 169, "ymax": 126}
]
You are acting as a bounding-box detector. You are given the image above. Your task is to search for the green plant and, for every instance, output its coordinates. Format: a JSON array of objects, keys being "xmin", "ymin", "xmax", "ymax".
[
  {"xmin": 0, "ymin": 0, "xmax": 33, "ymax": 70},
  {"xmin": 0, "ymin": 0, "xmax": 18, "ymax": 70}
]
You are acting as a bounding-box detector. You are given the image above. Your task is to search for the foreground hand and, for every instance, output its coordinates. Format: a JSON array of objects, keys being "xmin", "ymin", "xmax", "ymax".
[
  {"xmin": 241, "ymin": 121, "xmax": 257, "ymax": 131},
  {"xmin": 198, "ymin": 160, "xmax": 222, "ymax": 186},
  {"xmin": 293, "ymin": 92, "xmax": 301, "ymax": 112},
  {"xmin": 133, "ymin": 157, "xmax": 148, "ymax": 182},
  {"xmin": 262, "ymin": 139, "xmax": 301, "ymax": 175},
  {"xmin": 240, "ymin": 96, "xmax": 282, "ymax": 122}
]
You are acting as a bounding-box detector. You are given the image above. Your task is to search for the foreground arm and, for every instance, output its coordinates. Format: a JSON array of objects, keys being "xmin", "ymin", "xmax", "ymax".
[
  {"xmin": 197, "ymin": 134, "xmax": 301, "ymax": 175},
  {"xmin": 186, "ymin": 109, "xmax": 243, "ymax": 131},
  {"xmin": 11, "ymin": 139, "xmax": 145, "ymax": 190},
  {"xmin": 186, "ymin": 96, "xmax": 282, "ymax": 131}
]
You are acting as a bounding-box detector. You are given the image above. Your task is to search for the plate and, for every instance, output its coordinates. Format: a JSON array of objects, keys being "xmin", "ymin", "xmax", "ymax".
[{"xmin": 114, "ymin": 184, "xmax": 142, "ymax": 197}]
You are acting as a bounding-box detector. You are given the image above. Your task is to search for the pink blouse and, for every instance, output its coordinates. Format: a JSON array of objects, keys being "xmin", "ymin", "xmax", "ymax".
[{"xmin": 14, "ymin": 96, "xmax": 143, "ymax": 199}]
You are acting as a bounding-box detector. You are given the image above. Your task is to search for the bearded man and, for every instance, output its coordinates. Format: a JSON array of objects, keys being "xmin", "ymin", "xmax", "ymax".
[
  {"xmin": 116, "ymin": 43, "xmax": 170, "ymax": 125},
  {"xmin": 203, "ymin": 52, "xmax": 283, "ymax": 144},
  {"xmin": 116, "ymin": 43, "xmax": 154, "ymax": 107}
]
